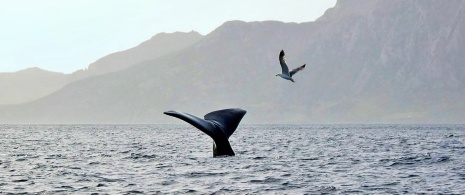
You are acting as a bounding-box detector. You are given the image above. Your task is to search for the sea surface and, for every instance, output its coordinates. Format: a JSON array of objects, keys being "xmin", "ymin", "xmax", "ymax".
[{"xmin": 1, "ymin": 124, "xmax": 465, "ymax": 194}]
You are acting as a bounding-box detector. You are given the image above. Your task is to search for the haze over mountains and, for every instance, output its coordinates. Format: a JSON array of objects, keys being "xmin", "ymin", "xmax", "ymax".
[
  {"xmin": 1, "ymin": 0, "xmax": 464, "ymax": 124},
  {"xmin": 0, "ymin": 31, "xmax": 203, "ymax": 105},
  {"xmin": 0, "ymin": 68, "xmax": 67, "ymax": 105}
]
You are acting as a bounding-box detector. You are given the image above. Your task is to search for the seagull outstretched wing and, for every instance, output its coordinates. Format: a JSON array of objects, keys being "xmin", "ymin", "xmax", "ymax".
[{"xmin": 289, "ymin": 64, "xmax": 306, "ymax": 76}]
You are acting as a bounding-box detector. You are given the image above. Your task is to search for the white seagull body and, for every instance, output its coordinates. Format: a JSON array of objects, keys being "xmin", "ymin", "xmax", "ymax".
[{"xmin": 276, "ymin": 50, "xmax": 306, "ymax": 82}]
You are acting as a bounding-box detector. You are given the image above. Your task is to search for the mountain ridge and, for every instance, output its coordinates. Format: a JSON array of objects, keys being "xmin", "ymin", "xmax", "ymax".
[
  {"xmin": 0, "ymin": 31, "xmax": 203, "ymax": 106},
  {"xmin": 0, "ymin": 68, "xmax": 67, "ymax": 105}
]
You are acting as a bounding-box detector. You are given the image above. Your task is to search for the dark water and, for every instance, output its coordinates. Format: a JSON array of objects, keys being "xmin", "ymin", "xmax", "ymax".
[{"xmin": 1, "ymin": 124, "xmax": 465, "ymax": 194}]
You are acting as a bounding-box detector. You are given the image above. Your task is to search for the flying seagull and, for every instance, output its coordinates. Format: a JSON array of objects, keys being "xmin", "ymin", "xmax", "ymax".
[{"xmin": 275, "ymin": 50, "xmax": 306, "ymax": 82}]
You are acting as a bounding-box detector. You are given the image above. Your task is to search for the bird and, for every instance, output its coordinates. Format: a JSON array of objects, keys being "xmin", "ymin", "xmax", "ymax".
[{"xmin": 275, "ymin": 50, "xmax": 306, "ymax": 82}]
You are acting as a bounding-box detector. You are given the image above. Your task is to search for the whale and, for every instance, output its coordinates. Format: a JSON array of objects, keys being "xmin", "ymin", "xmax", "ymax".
[{"xmin": 163, "ymin": 108, "xmax": 246, "ymax": 157}]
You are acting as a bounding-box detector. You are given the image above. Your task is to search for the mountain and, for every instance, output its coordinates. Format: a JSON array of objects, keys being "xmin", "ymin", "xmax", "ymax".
[
  {"xmin": 300, "ymin": 0, "xmax": 465, "ymax": 123},
  {"xmin": 69, "ymin": 31, "xmax": 203, "ymax": 81},
  {"xmin": 0, "ymin": 68, "xmax": 67, "ymax": 105},
  {"xmin": 1, "ymin": 0, "xmax": 464, "ymax": 124},
  {"xmin": 0, "ymin": 31, "xmax": 203, "ymax": 106}
]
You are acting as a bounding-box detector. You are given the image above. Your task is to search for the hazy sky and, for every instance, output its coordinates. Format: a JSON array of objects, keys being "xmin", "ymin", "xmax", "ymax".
[{"xmin": 0, "ymin": 0, "xmax": 336, "ymax": 73}]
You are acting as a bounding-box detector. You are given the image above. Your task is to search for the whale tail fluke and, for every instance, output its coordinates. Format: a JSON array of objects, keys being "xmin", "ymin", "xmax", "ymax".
[
  {"xmin": 204, "ymin": 108, "xmax": 246, "ymax": 138},
  {"xmin": 163, "ymin": 108, "xmax": 247, "ymax": 157},
  {"xmin": 163, "ymin": 110, "xmax": 217, "ymax": 138}
]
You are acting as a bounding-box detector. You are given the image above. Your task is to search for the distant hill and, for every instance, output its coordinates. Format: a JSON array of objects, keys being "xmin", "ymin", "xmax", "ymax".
[
  {"xmin": 0, "ymin": 31, "xmax": 203, "ymax": 105},
  {"xmin": 69, "ymin": 31, "xmax": 203, "ymax": 81},
  {"xmin": 1, "ymin": 0, "xmax": 464, "ymax": 124},
  {"xmin": 0, "ymin": 68, "xmax": 67, "ymax": 105}
]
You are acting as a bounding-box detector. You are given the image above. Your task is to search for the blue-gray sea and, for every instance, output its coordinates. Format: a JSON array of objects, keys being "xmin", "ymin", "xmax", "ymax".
[{"xmin": 1, "ymin": 124, "xmax": 465, "ymax": 194}]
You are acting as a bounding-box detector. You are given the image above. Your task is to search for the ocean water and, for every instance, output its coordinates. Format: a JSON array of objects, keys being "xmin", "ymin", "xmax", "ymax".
[{"xmin": 1, "ymin": 124, "xmax": 464, "ymax": 194}]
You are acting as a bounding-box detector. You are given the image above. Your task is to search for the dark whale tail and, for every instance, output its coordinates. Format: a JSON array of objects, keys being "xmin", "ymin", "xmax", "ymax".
[{"xmin": 163, "ymin": 108, "xmax": 246, "ymax": 157}]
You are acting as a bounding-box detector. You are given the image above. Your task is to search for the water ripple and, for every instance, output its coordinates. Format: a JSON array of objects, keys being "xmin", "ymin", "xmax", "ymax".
[{"xmin": 1, "ymin": 124, "xmax": 465, "ymax": 194}]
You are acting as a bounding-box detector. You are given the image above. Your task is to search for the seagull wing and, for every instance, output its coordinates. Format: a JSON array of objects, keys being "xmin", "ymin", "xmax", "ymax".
[
  {"xmin": 289, "ymin": 64, "xmax": 306, "ymax": 76},
  {"xmin": 279, "ymin": 50, "xmax": 289, "ymax": 74}
]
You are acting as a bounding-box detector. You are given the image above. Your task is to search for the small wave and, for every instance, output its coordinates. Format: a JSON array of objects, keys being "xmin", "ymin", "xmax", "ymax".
[
  {"xmin": 44, "ymin": 154, "xmax": 67, "ymax": 159},
  {"xmin": 440, "ymin": 139, "xmax": 465, "ymax": 149},
  {"xmin": 170, "ymin": 189, "xmax": 198, "ymax": 194},
  {"xmin": 185, "ymin": 171, "xmax": 227, "ymax": 178},
  {"xmin": 299, "ymin": 157, "xmax": 319, "ymax": 161},
  {"xmin": 249, "ymin": 177, "xmax": 283, "ymax": 184},
  {"xmin": 401, "ymin": 174, "xmax": 420, "ymax": 178},
  {"xmin": 211, "ymin": 188, "xmax": 238, "ymax": 194},
  {"xmin": 125, "ymin": 153, "xmax": 158, "ymax": 159},
  {"xmin": 88, "ymin": 161, "xmax": 100, "ymax": 165},
  {"xmin": 119, "ymin": 150, "xmax": 131, "ymax": 154},
  {"xmin": 124, "ymin": 190, "xmax": 144, "ymax": 194},
  {"xmin": 384, "ymin": 152, "xmax": 452, "ymax": 167},
  {"xmin": 12, "ymin": 179, "xmax": 28, "ymax": 183},
  {"xmin": 320, "ymin": 185, "xmax": 337, "ymax": 191},
  {"xmin": 160, "ymin": 180, "xmax": 177, "ymax": 186},
  {"xmin": 435, "ymin": 155, "xmax": 450, "ymax": 162},
  {"xmin": 97, "ymin": 176, "xmax": 124, "ymax": 183}
]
